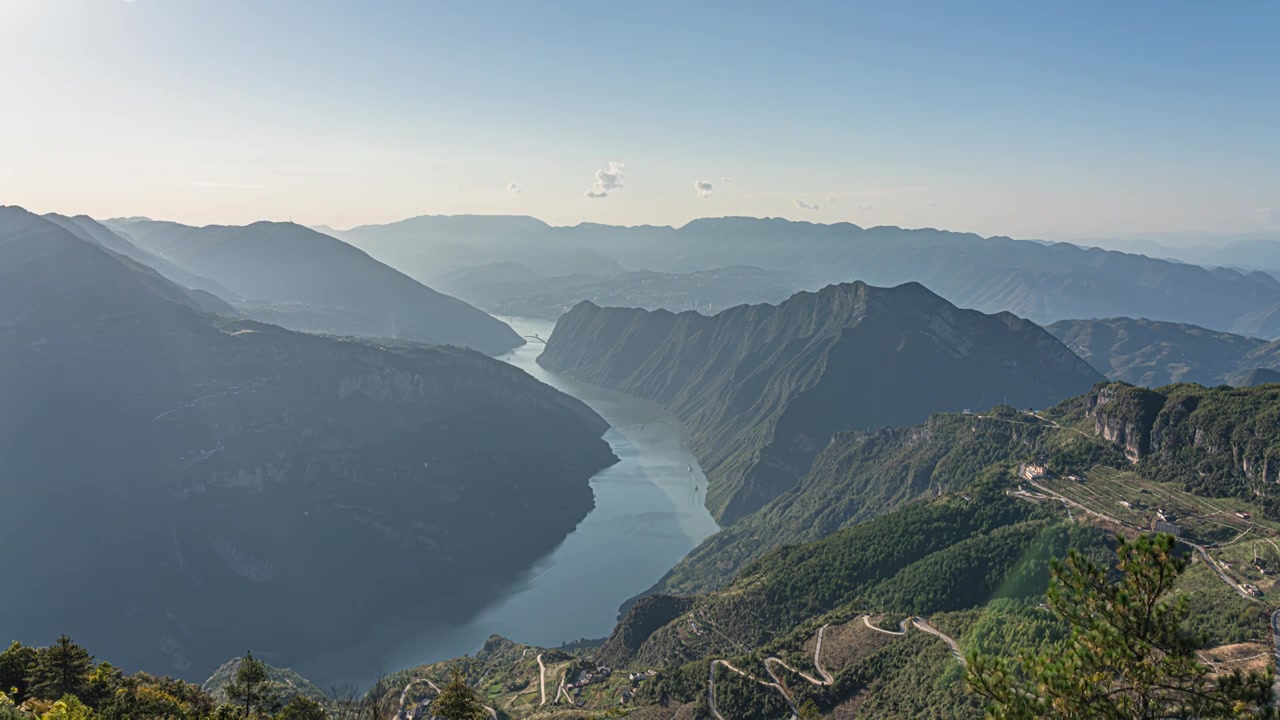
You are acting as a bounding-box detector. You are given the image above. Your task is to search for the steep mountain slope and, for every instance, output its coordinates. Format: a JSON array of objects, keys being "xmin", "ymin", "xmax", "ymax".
[
  {"xmin": 649, "ymin": 405, "xmax": 1127, "ymax": 595},
  {"xmin": 332, "ymin": 214, "xmax": 1280, "ymax": 336},
  {"xmin": 0, "ymin": 207, "xmax": 616, "ymax": 679},
  {"xmin": 1046, "ymin": 317, "xmax": 1271, "ymax": 386},
  {"xmin": 1085, "ymin": 382, "xmax": 1280, "ymax": 513},
  {"xmin": 43, "ymin": 213, "xmax": 238, "ymax": 303},
  {"xmin": 539, "ymin": 282, "xmax": 1102, "ymax": 524},
  {"xmin": 103, "ymin": 218, "xmax": 522, "ymax": 354}
]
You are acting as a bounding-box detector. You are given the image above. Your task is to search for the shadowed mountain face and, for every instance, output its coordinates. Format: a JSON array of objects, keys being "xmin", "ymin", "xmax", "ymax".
[
  {"xmin": 43, "ymin": 214, "xmax": 238, "ymax": 302},
  {"xmin": 539, "ymin": 281, "xmax": 1103, "ymax": 524},
  {"xmin": 1047, "ymin": 317, "xmax": 1280, "ymax": 387},
  {"xmin": 41, "ymin": 213, "xmax": 240, "ymax": 316},
  {"xmin": 330, "ymin": 215, "xmax": 1280, "ymax": 337},
  {"xmin": 0, "ymin": 206, "xmax": 616, "ymax": 680},
  {"xmin": 104, "ymin": 218, "xmax": 523, "ymax": 355}
]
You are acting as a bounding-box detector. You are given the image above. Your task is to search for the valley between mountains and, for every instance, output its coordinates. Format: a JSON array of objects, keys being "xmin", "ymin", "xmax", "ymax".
[{"xmin": 7, "ymin": 209, "xmax": 1280, "ymax": 720}]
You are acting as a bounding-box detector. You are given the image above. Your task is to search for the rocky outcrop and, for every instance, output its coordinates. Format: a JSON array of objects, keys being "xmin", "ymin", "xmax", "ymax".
[
  {"xmin": 595, "ymin": 595, "xmax": 697, "ymax": 668},
  {"xmin": 540, "ymin": 281, "xmax": 1103, "ymax": 524},
  {"xmin": 1086, "ymin": 382, "xmax": 1280, "ymax": 506},
  {"xmin": 1086, "ymin": 383, "xmax": 1166, "ymax": 462}
]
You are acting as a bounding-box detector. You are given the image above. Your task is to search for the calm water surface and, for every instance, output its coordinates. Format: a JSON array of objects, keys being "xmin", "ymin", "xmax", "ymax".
[{"xmin": 297, "ymin": 317, "xmax": 718, "ymax": 686}]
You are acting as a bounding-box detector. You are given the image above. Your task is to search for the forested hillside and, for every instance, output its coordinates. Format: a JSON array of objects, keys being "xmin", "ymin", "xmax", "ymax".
[{"xmin": 540, "ymin": 281, "xmax": 1101, "ymax": 523}]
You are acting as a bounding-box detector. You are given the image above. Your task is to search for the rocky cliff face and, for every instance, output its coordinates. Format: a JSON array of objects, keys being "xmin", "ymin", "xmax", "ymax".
[
  {"xmin": 1086, "ymin": 382, "xmax": 1280, "ymax": 508},
  {"xmin": 1086, "ymin": 383, "xmax": 1166, "ymax": 462},
  {"xmin": 0, "ymin": 207, "xmax": 616, "ymax": 680},
  {"xmin": 540, "ymin": 281, "xmax": 1103, "ymax": 524}
]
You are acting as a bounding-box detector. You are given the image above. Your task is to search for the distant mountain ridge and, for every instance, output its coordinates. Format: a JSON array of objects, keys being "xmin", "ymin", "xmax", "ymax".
[
  {"xmin": 329, "ymin": 214, "xmax": 1280, "ymax": 337},
  {"xmin": 103, "ymin": 217, "xmax": 522, "ymax": 354},
  {"xmin": 1047, "ymin": 317, "xmax": 1280, "ymax": 386},
  {"xmin": 539, "ymin": 281, "xmax": 1103, "ymax": 524},
  {"xmin": 0, "ymin": 206, "xmax": 615, "ymax": 679},
  {"xmin": 436, "ymin": 264, "xmax": 798, "ymax": 320},
  {"xmin": 43, "ymin": 213, "xmax": 239, "ymax": 303}
]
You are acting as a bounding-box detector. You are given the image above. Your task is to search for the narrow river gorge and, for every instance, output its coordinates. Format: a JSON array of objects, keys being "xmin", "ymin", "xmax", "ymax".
[{"xmin": 297, "ymin": 317, "xmax": 719, "ymax": 686}]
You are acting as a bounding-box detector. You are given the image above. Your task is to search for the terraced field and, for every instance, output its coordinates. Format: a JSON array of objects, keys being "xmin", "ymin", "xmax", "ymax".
[{"xmin": 1036, "ymin": 466, "xmax": 1280, "ymax": 544}]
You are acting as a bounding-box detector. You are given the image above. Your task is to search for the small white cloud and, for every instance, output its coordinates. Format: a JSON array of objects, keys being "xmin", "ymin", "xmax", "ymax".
[
  {"xmin": 506, "ymin": 183, "xmax": 521, "ymax": 193},
  {"xmin": 584, "ymin": 161, "xmax": 625, "ymax": 198},
  {"xmin": 1258, "ymin": 207, "xmax": 1276, "ymax": 226},
  {"xmin": 695, "ymin": 180, "xmax": 715, "ymax": 198},
  {"xmin": 795, "ymin": 199, "xmax": 820, "ymax": 210}
]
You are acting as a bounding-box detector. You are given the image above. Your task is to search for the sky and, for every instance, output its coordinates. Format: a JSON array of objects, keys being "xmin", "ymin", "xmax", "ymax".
[{"xmin": 1, "ymin": 0, "xmax": 1277, "ymax": 239}]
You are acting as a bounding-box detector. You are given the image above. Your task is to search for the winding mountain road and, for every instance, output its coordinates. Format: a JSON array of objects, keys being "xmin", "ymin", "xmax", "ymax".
[
  {"xmin": 1189, "ymin": 542, "xmax": 1259, "ymax": 602},
  {"xmin": 710, "ymin": 623, "xmax": 842, "ymax": 719},
  {"xmin": 709, "ymin": 658, "xmax": 796, "ymax": 720},
  {"xmin": 396, "ymin": 676, "xmax": 496, "ymax": 720},
  {"xmin": 912, "ymin": 617, "xmax": 966, "ymax": 667},
  {"xmin": 706, "ymin": 617, "xmax": 969, "ymax": 719},
  {"xmin": 862, "ymin": 614, "xmax": 909, "ymax": 635},
  {"xmin": 536, "ymin": 654, "xmax": 547, "ymax": 706},
  {"xmin": 814, "ymin": 623, "xmax": 833, "ymax": 684}
]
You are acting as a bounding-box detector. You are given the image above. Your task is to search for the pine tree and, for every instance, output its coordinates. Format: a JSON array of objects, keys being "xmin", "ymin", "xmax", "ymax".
[
  {"xmin": 431, "ymin": 670, "xmax": 484, "ymax": 720},
  {"xmin": 223, "ymin": 652, "xmax": 279, "ymax": 719},
  {"xmin": 967, "ymin": 533, "xmax": 1275, "ymax": 719},
  {"xmin": 30, "ymin": 636, "xmax": 92, "ymax": 701},
  {"xmin": 0, "ymin": 642, "xmax": 37, "ymax": 704}
]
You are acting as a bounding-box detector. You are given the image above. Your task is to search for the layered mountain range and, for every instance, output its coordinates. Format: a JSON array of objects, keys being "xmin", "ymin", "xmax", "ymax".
[
  {"xmin": 539, "ymin": 281, "xmax": 1103, "ymax": 524},
  {"xmin": 330, "ymin": 215, "xmax": 1280, "ymax": 337},
  {"xmin": 0, "ymin": 206, "xmax": 616, "ymax": 678},
  {"xmin": 104, "ymin": 217, "xmax": 522, "ymax": 354}
]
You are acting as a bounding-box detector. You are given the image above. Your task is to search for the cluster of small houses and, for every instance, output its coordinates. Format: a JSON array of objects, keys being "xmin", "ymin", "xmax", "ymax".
[
  {"xmin": 1017, "ymin": 463, "xmax": 1274, "ymax": 598},
  {"xmin": 562, "ymin": 665, "xmax": 658, "ymax": 707}
]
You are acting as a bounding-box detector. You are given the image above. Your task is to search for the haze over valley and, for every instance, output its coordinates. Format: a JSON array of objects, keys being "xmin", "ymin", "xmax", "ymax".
[{"xmin": 3, "ymin": 2, "xmax": 1280, "ymax": 719}]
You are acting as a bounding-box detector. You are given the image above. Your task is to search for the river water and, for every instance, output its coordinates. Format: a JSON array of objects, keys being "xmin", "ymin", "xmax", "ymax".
[{"xmin": 296, "ymin": 317, "xmax": 719, "ymax": 686}]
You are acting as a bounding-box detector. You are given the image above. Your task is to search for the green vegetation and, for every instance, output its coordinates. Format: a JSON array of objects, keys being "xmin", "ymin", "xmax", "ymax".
[
  {"xmin": 223, "ymin": 653, "xmax": 279, "ymax": 719},
  {"xmin": 968, "ymin": 534, "xmax": 1274, "ymax": 719},
  {"xmin": 431, "ymin": 670, "xmax": 484, "ymax": 720},
  {"xmin": 0, "ymin": 636, "xmax": 216, "ymax": 720},
  {"xmin": 653, "ymin": 404, "xmax": 1128, "ymax": 597},
  {"xmin": 1088, "ymin": 382, "xmax": 1280, "ymax": 516},
  {"xmin": 540, "ymin": 281, "xmax": 1101, "ymax": 524}
]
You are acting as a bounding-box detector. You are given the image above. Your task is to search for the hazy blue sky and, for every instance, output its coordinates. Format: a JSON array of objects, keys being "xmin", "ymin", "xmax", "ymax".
[{"xmin": 1, "ymin": 0, "xmax": 1276, "ymax": 238}]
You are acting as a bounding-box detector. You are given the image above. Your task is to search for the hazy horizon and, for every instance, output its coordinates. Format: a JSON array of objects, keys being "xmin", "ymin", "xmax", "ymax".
[{"xmin": 3, "ymin": 0, "xmax": 1277, "ymax": 240}]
